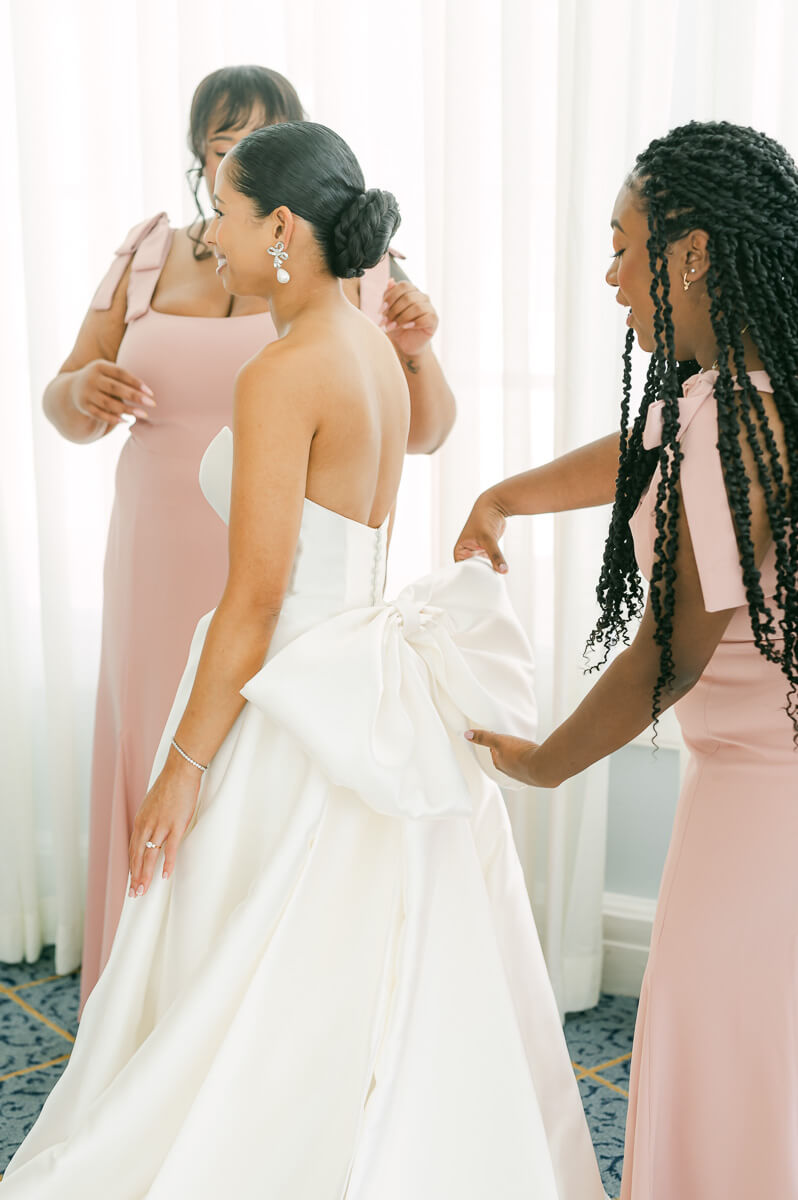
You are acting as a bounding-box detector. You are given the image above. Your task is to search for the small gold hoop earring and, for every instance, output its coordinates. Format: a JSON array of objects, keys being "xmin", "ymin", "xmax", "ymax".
[{"xmin": 683, "ymin": 268, "xmax": 697, "ymax": 292}]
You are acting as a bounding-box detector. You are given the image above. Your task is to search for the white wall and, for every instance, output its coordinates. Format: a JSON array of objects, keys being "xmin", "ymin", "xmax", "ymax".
[
  {"xmin": 607, "ymin": 746, "xmax": 679, "ymax": 901},
  {"xmin": 602, "ymin": 744, "xmax": 680, "ymax": 995}
]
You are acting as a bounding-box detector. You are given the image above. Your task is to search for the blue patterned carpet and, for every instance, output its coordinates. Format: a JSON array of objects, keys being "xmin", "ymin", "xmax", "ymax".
[
  {"xmin": 0, "ymin": 948, "xmax": 634, "ymax": 1195},
  {"xmin": 565, "ymin": 994, "xmax": 637, "ymax": 1196}
]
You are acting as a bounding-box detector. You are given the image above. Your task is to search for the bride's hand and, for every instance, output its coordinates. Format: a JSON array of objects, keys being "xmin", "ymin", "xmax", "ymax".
[
  {"xmin": 128, "ymin": 758, "xmax": 201, "ymax": 897},
  {"xmin": 465, "ymin": 729, "xmax": 554, "ymax": 787},
  {"xmin": 454, "ymin": 491, "xmax": 508, "ymax": 573}
]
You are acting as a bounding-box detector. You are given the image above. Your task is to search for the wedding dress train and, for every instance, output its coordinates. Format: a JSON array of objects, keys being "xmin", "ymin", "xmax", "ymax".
[{"xmin": 2, "ymin": 428, "xmax": 604, "ymax": 1199}]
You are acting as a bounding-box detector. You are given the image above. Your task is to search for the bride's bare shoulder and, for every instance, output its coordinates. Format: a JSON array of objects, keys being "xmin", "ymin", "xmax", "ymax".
[{"xmin": 233, "ymin": 338, "xmax": 326, "ymax": 423}]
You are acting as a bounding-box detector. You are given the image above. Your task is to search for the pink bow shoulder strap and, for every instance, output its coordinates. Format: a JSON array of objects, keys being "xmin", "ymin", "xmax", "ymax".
[{"xmin": 90, "ymin": 212, "xmax": 171, "ymax": 323}]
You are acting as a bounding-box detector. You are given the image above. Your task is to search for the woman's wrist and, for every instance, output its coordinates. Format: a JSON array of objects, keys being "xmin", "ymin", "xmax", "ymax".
[
  {"xmin": 165, "ymin": 741, "xmax": 206, "ymax": 782},
  {"xmin": 65, "ymin": 375, "xmax": 92, "ymax": 427},
  {"xmin": 397, "ymin": 342, "xmax": 433, "ymax": 375},
  {"xmin": 484, "ymin": 481, "xmax": 514, "ymax": 520},
  {"xmin": 524, "ymin": 740, "xmax": 565, "ymax": 789},
  {"xmin": 44, "ymin": 373, "xmax": 105, "ymax": 442}
]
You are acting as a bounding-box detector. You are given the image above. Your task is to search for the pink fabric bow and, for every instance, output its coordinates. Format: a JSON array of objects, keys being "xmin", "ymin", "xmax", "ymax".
[{"xmin": 642, "ymin": 371, "xmax": 717, "ymax": 450}]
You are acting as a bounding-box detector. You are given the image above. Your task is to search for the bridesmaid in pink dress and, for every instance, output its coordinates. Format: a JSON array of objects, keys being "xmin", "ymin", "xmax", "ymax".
[
  {"xmin": 458, "ymin": 120, "xmax": 798, "ymax": 1199},
  {"xmin": 43, "ymin": 66, "xmax": 456, "ymax": 1012}
]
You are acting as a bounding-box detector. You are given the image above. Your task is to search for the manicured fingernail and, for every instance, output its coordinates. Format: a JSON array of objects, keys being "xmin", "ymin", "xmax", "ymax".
[
  {"xmin": 136, "ymin": 884, "xmax": 144, "ymax": 896},
  {"xmin": 139, "ymin": 394, "xmax": 156, "ymax": 407},
  {"xmin": 128, "ymin": 886, "xmax": 135, "ymax": 897},
  {"xmin": 498, "ymin": 563, "xmax": 508, "ymax": 573},
  {"xmin": 132, "ymin": 409, "xmax": 150, "ymax": 420},
  {"xmin": 141, "ymin": 384, "xmax": 154, "ymax": 396},
  {"xmin": 403, "ymin": 322, "xmax": 415, "ymax": 329},
  {"xmin": 162, "ymin": 868, "xmax": 169, "ymax": 879},
  {"xmin": 386, "ymin": 321, "xmax": 397, "ymax": 332},
  {"xmin": 464, "ymin": 730, "xmax": 474, "ymax": 740}
]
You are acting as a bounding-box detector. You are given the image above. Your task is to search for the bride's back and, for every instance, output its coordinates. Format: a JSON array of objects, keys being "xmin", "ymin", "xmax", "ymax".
[
  {"xmin": 211, "ymin": 120, "xmax": 410, "ymax": 532},
  {"xmin": 294, "ymin": 301, "xmax": 410, "ymax": 530}
]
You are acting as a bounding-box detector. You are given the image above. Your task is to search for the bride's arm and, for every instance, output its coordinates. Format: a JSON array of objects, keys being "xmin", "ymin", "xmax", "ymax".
[{"xmin": 129, "ymin": 346, "xmax": 317, "ymax": 895}]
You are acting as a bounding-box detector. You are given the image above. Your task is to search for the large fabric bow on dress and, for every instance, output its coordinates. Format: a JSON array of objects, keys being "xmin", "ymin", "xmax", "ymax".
[{"xmin": 241, "ymin": 558, "xmax": 536, "ymax": 820}]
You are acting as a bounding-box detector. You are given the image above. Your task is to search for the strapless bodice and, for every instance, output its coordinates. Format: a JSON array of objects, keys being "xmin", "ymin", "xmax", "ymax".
[{"xmin": 199, "ymin": 427, "xmax": 389, "ymax": 617}]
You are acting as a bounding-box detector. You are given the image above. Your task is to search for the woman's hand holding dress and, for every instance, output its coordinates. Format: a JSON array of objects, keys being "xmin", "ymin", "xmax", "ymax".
[
  {"xmin": 464, "ymin": 729, "xmax": 547, "ymax": 786},
  {"xmin": 454, "ymin": 435, "xmax": 621, "ymax": 572},
  {"xmin": 462, "ymin": 385, "xmax": 782, "ymax": 792},
  {"xmin": 454, "ymin": 492, "xmax": 509, "ymax": 573}
]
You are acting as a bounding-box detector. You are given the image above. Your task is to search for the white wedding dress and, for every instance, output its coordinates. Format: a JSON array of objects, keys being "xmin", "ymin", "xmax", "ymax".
[{"xmin": 3, "ymin": 429, "xmax": 604, "ymax": 1199}]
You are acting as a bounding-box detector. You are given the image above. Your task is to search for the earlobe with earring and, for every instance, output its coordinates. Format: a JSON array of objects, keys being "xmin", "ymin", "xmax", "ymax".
[
  {"xmin": 682, "ymin": 267, "xmax": 697, "ymax": 292},
  {"xmin": 268, "ymin": 241, "xmax": 290, "ymax": 284}
]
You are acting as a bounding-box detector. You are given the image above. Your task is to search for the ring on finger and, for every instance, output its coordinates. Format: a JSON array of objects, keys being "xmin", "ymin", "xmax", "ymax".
[{"xmin": 144, "ymin": 840, "xmax": 161, "ymax": 850}]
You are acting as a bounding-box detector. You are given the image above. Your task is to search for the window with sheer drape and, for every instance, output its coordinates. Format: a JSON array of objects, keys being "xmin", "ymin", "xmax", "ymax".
[{"xmin": 2, "ymin": 0, "xmax": 796, "ymax": 1009}]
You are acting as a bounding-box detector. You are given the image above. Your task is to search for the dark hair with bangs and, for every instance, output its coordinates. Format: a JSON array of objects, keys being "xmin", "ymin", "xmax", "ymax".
[{"xmin": 186, "ymin": 65, "xmax": 305, "ymax": 260}]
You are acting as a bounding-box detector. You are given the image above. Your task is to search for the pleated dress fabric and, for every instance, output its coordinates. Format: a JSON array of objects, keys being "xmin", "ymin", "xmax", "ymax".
[
  {"xmin": 622, "ymin": 370, "xmax": 798, "ymax": 1200},
  {"xmin": 2, "ymin": 428, "xmax": 606, "ymax": 1200},
  {"xmin": 80, "ymin": 215, "xmax": 391, "ymax": 1010}
]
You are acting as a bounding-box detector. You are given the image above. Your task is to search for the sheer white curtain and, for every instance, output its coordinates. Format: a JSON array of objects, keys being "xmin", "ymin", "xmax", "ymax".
[{"xmin": 3, "ymin": 0, "xmax": 797, "ymax": 1006}]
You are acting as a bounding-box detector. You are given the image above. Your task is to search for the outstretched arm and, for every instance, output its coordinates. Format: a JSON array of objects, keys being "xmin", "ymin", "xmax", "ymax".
[
  {"xmin": 454, "ymin": 434, "xmax": 620, "ymax": 572},
  {"xmin": 468, "ymin": 394, "xmax": 781, "ymax": 785},
  {"xmin": 381, "ymin": 259, "xmax": 456, "ymax": 454},
  {"xmin": 468, "ymin": 504, "xmax": 736, "ymax": 786}
]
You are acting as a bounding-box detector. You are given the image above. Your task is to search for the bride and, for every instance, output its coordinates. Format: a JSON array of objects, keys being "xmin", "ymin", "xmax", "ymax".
[{"xmin": 2, "ymin": 121, "xmax": 604, "ymax": 1199}]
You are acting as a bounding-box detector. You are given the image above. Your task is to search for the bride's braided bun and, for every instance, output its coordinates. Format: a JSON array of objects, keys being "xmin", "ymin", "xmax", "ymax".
[
  {"xmin": 226, "ymin": 120, "xmax": 401, "ymax": 279},
  {"xmin": 330, "ymin": 188, "xmax": 400, "ymax": 278}
]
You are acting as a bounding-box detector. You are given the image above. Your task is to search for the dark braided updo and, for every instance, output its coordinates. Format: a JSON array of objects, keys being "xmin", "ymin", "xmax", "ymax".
[
  {"xmin": 226, "ymin": 121, "xmax": 400, "ymax": 279},
  {"xmin": 586, "ymin": 120, "xmax": 798, "ymax": 729},
  {"xmin": 330, "ymin": 190, "xmax": 401, "ymax": 279}
]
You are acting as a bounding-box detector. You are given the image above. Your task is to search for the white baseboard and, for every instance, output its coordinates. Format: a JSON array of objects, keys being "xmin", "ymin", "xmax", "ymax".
[{"xmin": 601, "ymin": 891, "xmax": 657, "ymax": 997}]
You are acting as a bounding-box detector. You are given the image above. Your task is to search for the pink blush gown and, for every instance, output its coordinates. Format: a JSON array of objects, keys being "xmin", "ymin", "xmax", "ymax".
[
  {"xmin": 80, "ymin": 214, "xmax": 391, "ymax": 1011},
  {"xmin": 624, "ymin": 369, "xmax": 798, "ymax": 1200}
]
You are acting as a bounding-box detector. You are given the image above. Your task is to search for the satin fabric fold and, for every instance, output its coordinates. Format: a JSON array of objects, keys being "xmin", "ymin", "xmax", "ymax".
[
  {"xmin": 241, "ymin": 557, "xmax": 537, "ymax": 820},
  {"xmin": 3, "ymin": 433, "xmax": 605, "ymax": 1199}
]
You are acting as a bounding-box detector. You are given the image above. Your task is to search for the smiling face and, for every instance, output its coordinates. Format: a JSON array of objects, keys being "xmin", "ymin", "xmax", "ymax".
[
  {"xmin": 204, "ymin": 157, "xmax": 276, "ymax": 297},
  {"xmin": 204, "ymin": 157, "xmax": 308, "ymax": 301},
  {"xmin": 605, "ymin": 182, "xmax": 712, "ymax": 360}
]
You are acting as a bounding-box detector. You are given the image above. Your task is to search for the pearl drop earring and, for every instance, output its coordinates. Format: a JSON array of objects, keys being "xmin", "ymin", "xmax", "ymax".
[{"xmin": 268, "ymin": 241, "xmax": 290, "ymax": 284}]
